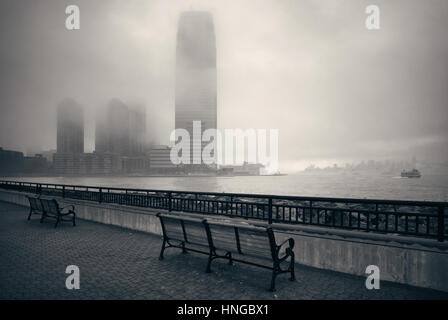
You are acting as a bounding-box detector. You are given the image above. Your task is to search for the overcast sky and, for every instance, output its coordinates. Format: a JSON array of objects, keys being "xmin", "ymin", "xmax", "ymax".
[{"xmin": 0, "ymin": 0, "xmax": 447, "ymax": 171}]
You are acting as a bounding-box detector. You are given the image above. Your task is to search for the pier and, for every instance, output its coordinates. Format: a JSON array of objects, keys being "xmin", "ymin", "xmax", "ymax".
[
  {"xmin": 0, "ymin": 201, "xmax": 447, "ymax": 299},
  {"xmin": 0, "ymin": 179, "xmax": 447, "ymax": 296}
]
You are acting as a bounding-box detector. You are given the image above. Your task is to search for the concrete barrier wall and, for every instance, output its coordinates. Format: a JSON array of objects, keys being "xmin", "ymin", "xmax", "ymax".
[
  {"xmin": 277, "ymin": 231, "xmax": 448, "ymax": 292},
  {"xmin": 1, "ymin": 189, "xmax": 447, "ymax": 292}
]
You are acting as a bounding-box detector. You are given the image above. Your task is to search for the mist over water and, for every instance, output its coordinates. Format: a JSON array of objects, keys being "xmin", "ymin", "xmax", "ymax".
[
  {"xmin": 1, "ymin": 1, "xmax": 448, "ymax": 200},
  {"xmin": 6, "ymin": 173, "xmax": 448, "ymax": 202},
  {"xmin": 1, "ymin": 0, "xmax": 448, "ymax": 172}
]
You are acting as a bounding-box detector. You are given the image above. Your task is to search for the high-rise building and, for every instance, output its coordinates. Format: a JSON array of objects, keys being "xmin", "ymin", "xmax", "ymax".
[
  {"xmin": 0, "ymin": 147, "xmax": 24, "ymax": 174},
  {"xmin": 175, "ymin": 11, "xmax": 217, "ymax": 165},
  {"xmin": 95, "ymin": 109, "xmax": 109, "ymax": 154},
  {"xmin": 108, "ymin": 98, "xmax": 130, "ymax": 156},
  {"xmin": 129, "ymin": 105, "xmax": 147, "ymax": 156},
  {"xmin": 149, "ymin": 145, "xmax": 177, "ymax": 173},
  {"xmin": 95, "ymin": 99, "xmax": 147, "ymax": 156},
  {"xmin": 57, "ymin": 98, "xmax": 84, "ymax": 153},
  {"xmin": 0, "ymin": 147, "xmax": 49, "ymax": 175}
]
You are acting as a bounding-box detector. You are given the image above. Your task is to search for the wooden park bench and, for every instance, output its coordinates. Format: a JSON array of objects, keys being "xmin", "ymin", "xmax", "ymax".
[
  {"xmin": 26, "ymin": 196, "xmax": 44, "ymax": 220},
  {"xmin": 157, "ymin": 213, "xmax": 295, "ymax": 291},
  {"xmin": 39, "ymin": 198, "xmax": 77, "ymax": 228}
]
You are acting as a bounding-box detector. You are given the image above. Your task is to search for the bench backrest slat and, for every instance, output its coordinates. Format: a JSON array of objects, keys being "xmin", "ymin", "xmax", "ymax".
[
  {"xmin": 47, "ymin": 200, "xmax": 59, "ymax": 215},
  {"xmin": 158, "ymin": 213, "xmax": 276, "ymax": 261},
  {"xmin": 206, "ymin": 222, "xmax": 272, "ymax": 260},
  {"xmin": 182, "ymin": 219, "xmax": 208, "ymax": 245},
  {"xmin": 160, "ymin": 216, "xmax": 185, "ymax": 242},
  {"xmin": 40, "ymin": 198, "xmax": 59, "ymax": 215},
  {"xmin": 159, "ymin": 214, "xmax": 206, "ymax": 245},
  {"xmin": 237, "ymin": 228, "xmax": 273, "ymax": 260},
  {"xmin": 28, "ymin": 197, "xmax": 42, "ymax": 211}
]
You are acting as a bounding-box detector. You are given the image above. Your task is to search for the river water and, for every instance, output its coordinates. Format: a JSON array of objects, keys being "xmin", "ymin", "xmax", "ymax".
[{"xmin": 5, "ymin": 172, "xmax": 448, "ymax": 202}]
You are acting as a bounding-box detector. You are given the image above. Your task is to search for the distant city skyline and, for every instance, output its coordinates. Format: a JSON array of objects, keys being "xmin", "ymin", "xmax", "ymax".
[{"xmin": 0, "ymin": 0, "xmax": 447, "ymax": 172}]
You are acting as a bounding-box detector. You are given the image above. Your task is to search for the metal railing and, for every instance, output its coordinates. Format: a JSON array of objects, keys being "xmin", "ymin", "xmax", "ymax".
[{"xmin": 0, "ymin": 179, "xmax": 447, "ymax": 242}]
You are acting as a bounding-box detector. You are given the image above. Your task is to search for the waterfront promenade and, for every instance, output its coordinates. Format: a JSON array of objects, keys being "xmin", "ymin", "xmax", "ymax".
[{"xmin": 1, "ymin": 201, "xmax": 447, "ymax": 300}]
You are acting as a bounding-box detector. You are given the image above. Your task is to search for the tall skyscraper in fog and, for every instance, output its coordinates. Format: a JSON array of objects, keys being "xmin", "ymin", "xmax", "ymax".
[
  {"xmin": 129, "ymin": 105, "xmax": 147, "ymax": 156},
  {"xmin": 95, "ymin": 99, "xmax": 146, "ymax": 156},
  {"xmin": 56, "ymin": 98, "xmax": 84, "ymax": 153},
  {"xmin": 175, "ymin": 11, "xmax": 217, "ymax": 165},
  {"xmin": 96, "ymin": 99, "xmax": 129, "ymax": 156}
]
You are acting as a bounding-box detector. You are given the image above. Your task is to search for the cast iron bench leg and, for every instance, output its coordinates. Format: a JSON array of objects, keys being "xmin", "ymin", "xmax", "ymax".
[
  {"xmin": 72, "ymin": 212, "xmax": 76, "ymax": 226},
  {"xmin": 290, "ymin": 252, "xmax": 296, "ymax": 281},
  {"xmin": 270, "ymin": 267, "xmax": 278, "ymax": 292},
  {"xmin": 54, "ymin": 216, "xmax": 60, "ymax": 228},
  {"xmin": 206, "ymin": 250, "xmax": 213, "ymax": 273},
  {"xmin": 226, "ymin": 252, "xmax": 233, "ymax": 265},
  {"xmin": 27, "ymin": 208, "xmax": 33, "ymax": 221},
  {"xmin": 159, "ymin": 239, "xmax": 167, "ymax": 260}
]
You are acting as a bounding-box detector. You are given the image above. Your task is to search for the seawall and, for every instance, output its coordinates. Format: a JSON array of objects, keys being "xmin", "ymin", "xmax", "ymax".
[{"xmin": 1, "ymin": 188, "xmax": 447, "ymax": 292}]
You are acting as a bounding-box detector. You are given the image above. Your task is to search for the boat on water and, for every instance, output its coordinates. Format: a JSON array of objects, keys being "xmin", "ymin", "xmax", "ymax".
[{"xmin": 401, "ymin": 169, "xmax": 421, "ymax": 178}]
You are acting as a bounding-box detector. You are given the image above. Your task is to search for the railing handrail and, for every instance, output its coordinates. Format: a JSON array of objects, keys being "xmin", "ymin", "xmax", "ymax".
[
  {"xmin": 1, "ymin": 179, "xmax": 447, "ymax": 207},
  {"xmin": 1, "ymin": 178, "xmax": 446, "ymax": 241}
]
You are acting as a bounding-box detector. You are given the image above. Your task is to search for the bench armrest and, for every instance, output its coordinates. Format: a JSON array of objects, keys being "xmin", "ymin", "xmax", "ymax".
[
  {"xmin": 277, "ymin": 238, "xmax": 295, "ymax": 250},
  {"xmin": 276, "ymin": 238, "xmax": 295, "ymax": 261},
  {"xmin": 60, "ymin": 205, "xmax": 75, "ymax": 212}
]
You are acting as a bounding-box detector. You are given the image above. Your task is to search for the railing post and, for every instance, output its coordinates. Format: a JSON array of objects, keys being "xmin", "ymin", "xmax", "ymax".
[
  {"xmin": 309, "ymin": 200, "xmax": 313, "ymax": 224},
  {"xmin": 437, "ymin": 206, "xmax": 445, "ymax": 242},
  {"xmin": 268, "ymin": 198, "xmax": 273, "ymax": 224},
  {"xmin": 62, "ymin": 185, "xmax": 65, "ymax": 198},
  {"xmin": 230, "ymin": 196, "xmax": 234, "ymax": 214},
  {"xmin": 99, "ymin": 188, "xmax": 102, "ymax": 203},
  {"xmin": 168, "ymin": 192, "xmax": 172, "ymax": 212}
]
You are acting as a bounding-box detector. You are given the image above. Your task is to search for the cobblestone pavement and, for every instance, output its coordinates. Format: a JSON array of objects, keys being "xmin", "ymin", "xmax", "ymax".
[{"xmin": 1, "ymin": 201, "xmax": 447, "ymax": 300}]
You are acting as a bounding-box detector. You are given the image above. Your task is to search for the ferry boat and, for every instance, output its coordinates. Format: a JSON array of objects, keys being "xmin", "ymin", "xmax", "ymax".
[{"xmin": 401, "ymin": 168, "xmax": 421, "ymax": 178}]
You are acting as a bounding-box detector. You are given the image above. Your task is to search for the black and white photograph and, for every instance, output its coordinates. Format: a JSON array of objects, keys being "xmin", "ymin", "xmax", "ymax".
[{"xmin": 0, "ymin": 0, "xmax": 447, "ymax": 310}]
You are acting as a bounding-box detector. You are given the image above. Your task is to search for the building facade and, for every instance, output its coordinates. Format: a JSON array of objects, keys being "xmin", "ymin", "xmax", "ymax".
[
  {"xmin": 129, "ymin": 105, "xmax": 147, "ymax": 156},
  {"xmin": 149, "ymin": 145, "xmax": 177, "ymax": 173},
  {"xmin": 53, "ymin": 152, "xmax": 121, "ymax": 176},
  {"xmin": 56, "ymin": 98, "xmax": 84, "ymax": 154},
  {"xmin": 96, "ymin": 99, "xmax": 147, "ymax": 157},
  {"xmin": 175, "ymin": 11, "xmax": 217, "ymax": 166},
  {"xmin": 0, "ymin": 147, "xmax": 24, "ymax": 174},
  {"xmin": 0, "ymin": 147, "xmax": 49, "ymax": 175}
]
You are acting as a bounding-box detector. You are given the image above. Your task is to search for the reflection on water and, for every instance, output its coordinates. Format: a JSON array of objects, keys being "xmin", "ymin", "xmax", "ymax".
[{"xmin": 5, "ymin": 172, "xmax": 448, "ymax": 202}]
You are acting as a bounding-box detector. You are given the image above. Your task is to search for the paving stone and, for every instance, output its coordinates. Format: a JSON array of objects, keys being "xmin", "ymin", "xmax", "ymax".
[{"xmin": 0, "ymin": 201, "xmax": 447, "ymax": 300}]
